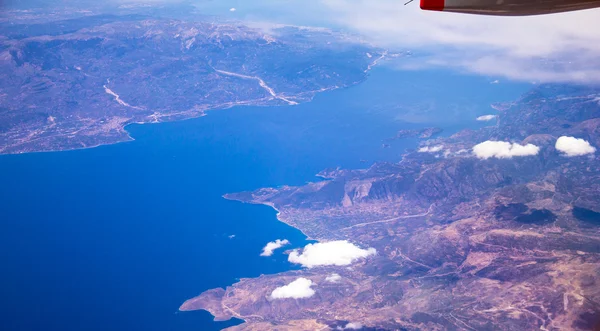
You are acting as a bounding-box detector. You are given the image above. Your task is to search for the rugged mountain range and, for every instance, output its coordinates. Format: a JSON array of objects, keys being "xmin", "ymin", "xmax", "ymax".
[{"xmin": 182, "ymin": 84, "xmax": 600, "ymax": 330}]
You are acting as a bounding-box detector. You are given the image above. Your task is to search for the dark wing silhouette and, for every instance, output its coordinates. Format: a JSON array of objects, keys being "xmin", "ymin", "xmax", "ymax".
[{"xmin": 420, "ymin": 0, "xmax": 600, "ymax": 15}]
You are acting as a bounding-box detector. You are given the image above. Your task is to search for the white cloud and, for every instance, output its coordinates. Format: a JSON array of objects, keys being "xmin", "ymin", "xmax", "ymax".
[
  {"xmin": 337, "ymin": 322, "xmax": 363, "ymax": 330},
  {"xmin": 345, "ymin": 322, "xmax": 363, "ymax": 330},
  {"xmin": 260, "ymin": 239, "xmax": 290, "ymax": 257},
  {"xmin": 317, "ymin": 0, "xmax": 600, "ymax": 83},
  {"xmin": 270, "ymin": 277, "xmax": 315, "ymax": 299},
  {"xmin": 325, "ymin": 273, "xmax": 342, "ymax": 282},
  {"xmin": 229, "ymin": 7, "xmax": 236, "ymax": 12},
  {"xmin": 288, "ymin": 240, "xmax": 376, "ymax": 268},
  {"xmin": 555, "ymin": 136, "xmax": 596, "ymax": 156},
  {"xmin": 472, "ymin": 140, "xmax": 540, "ymax": 159},
  {"xmin": 418, "ymin": 145, "xmax": 444, "ymax": 153},
  {"xmin": 476, "ymin": 115, "xmax": 497, "ymax": 121}
]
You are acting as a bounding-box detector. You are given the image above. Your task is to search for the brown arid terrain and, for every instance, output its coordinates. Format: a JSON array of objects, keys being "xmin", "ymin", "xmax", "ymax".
[
  {"xmin": 181, "ymin": 84, "xmax": 600, "ymax": 330},
  {"xmin": 0, "ymin": 12, "xmax": 383, "ymax": 154}
]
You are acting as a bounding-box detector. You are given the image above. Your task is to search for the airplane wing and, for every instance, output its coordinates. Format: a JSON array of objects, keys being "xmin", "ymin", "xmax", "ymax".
[{"xmin": 420, "ymin": 0, "xmax": 600, "ymax": 15}]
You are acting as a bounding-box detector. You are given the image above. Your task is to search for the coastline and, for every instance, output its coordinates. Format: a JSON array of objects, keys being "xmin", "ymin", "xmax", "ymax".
[
  {"xmin": 179, "ymin": 194, "xmax": 323, "ymax": 324},
  {"xmin": 0, "ymin": 51, "xmax": 389, "ymax": 156},
  {"xmin": 222, "ymin": 193, "xmax": 316, "ymax": 241}
]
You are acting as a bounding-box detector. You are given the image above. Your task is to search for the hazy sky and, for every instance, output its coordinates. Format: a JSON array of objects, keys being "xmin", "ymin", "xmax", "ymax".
[
  {"xmin": 191, "ymin": 0, "xmax": 600, "ymax": 83},
  {"xmin": 6, "ymin": 0, "xmax": 600, "ymax": 83}
]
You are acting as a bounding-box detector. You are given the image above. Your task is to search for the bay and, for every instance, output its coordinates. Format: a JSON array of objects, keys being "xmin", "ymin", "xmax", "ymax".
[{"xmin": 0, "ymin": 67, "xmax": 529, "ymax": 330}]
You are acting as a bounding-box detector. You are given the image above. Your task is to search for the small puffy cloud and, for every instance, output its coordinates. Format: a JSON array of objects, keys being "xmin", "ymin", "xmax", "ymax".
[
  {"xmin": 344, "ymin": 322, "xmax": 363, "ymax": 330},
  {"xmin": 418, "ymin": 145, "xmax": 443, "ymax": 153},
  {"xmin": 288, "ymin": 240, "xmax": 376, "ymax": 268},
  {"xmin": 229, "ymin": 7, "xmax": 236, "ymax": 12},
  {"xmin": 476, "ymin": 115, "xmax": 497, "ymax": 121},
  {"xmin": 472, "ymin": 140, "xmax": 540, "ymax": 159},
  {"xmin": 270, "ymin": 278, "xmax": 315, "ymax": 299},
  {"xmin": 260, "ymin": 239, "xmax": 290, "ymax": 257},
  {"xmin": 325, "ymin": 273, "xmax": 342, "ymax": 283},
  {"xmin": 555, "ymin": 136, "xmax": 596, "ymax": 156},
  {"xmin": 337, "ymin": 322, "xmax": 363, "ymax": 330}
]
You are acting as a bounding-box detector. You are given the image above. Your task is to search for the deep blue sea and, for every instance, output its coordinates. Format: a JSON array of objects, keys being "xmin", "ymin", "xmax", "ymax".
[{"xmin": 0, "ymin": 67, "xmax": 530, "ymax": 331}]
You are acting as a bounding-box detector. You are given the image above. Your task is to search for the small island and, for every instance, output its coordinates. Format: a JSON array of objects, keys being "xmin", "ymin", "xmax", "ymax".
[{"xmin": 388, "ymin": 127, "xmax": 443, "ymax": 141}]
